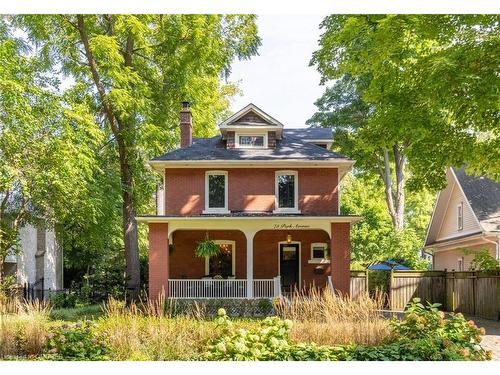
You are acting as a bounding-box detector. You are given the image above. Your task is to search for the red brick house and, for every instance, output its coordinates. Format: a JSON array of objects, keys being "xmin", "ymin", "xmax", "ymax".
[{"xmin": 138, "ymin": 103, "xmax": 360, "ymax": 299}]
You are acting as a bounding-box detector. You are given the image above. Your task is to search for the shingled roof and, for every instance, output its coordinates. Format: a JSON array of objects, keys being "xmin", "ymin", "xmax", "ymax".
[
  {"xmin": 453, "ymin": 168, "xmax": 500, "ymax": 232},
  {"xmin": 152, "ymin": 128, "xmax": 348, "ymax": 162}
]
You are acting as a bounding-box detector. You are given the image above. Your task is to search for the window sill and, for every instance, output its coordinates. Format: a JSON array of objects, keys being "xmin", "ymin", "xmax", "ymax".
[
  {"xmin": 202, "ymin": 209, "xmax": 230, "ymax": 215},
  {"xmin": 272, "ymin": 209, "xmax": 301, "ymax": 214},
  {"xmin": 308, "ymin": 259, "xmax": 331, "ymax": 264}
]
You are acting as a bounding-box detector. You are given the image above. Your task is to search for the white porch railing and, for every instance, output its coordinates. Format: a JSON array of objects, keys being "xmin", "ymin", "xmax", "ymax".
[{"xmin": 168, "ymin": 277, "xmax": 281, "ymax": 299}]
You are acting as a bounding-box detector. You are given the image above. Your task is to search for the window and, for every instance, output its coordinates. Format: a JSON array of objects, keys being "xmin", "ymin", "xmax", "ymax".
[
  {"xmin": 205, "ymin": 241, "xmax": 235, "ymax": 277},
  {"xmin": 274, "ymin": 171, "xmax": 299, "ymax": 212},
  {"xmin": 457, "ymin": 202, "xmax": 463, "ymax": 230},
  {"xmin": 237, "ymin": 134, "xmax": 266, "ymax": 148},
  {"xmin": 204, "ymin": 171, "xmax": 228, "ymax": 213},
  {"xmin": 457, "ymin": 257, "xmax": 464, "ymax": 271},
  {"xmin": 310, "ymin": 243, "xmax": 329, "ymax": 260}
]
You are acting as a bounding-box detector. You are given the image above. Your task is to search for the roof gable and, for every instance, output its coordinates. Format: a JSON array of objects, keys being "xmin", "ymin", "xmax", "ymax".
[
  {"xmin": 425, "ymin": 168, "xmax": 483, "ymax": 246},
  {"xmin": 453, "ymin": 168, "xmax": 500, "ymax": 232},
  {"xmin": 219, "ymin": 104, "xmax": 283, "ymax": 128}
]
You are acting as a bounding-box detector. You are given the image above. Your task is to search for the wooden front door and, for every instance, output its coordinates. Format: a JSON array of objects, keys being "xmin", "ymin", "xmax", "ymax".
[{"xmin": 279, "ymin": 243, "xmax": 299, "ymax": 292}]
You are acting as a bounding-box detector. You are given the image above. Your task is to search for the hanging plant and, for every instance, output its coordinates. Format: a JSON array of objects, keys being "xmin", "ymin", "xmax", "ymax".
[{"xmin": 195, "ymin": 238, "xmax": 220, "ymax": 258}]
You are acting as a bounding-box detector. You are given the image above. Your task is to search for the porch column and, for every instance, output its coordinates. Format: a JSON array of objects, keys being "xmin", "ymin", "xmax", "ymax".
[
  {"xmin": 330, "ymin": 222, "xmax": 351, "ymax": 296},
  {"xmin": 148, "ymin": 222, "xmax": 169, "ymax": 300},
  {"xmin": 246, "ymin": 231, "xmax": 255, "ymax": 298}
]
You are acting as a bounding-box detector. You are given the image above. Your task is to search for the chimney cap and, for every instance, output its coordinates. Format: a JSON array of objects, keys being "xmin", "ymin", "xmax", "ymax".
[{"xmin": 181, "ymin": 101, "xmax": 190, "ymax": 110}]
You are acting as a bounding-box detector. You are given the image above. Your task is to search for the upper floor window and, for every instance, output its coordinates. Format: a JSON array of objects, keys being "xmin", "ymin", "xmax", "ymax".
[
  {"xmin": 204, "ymin": 171, "xmax": 228, "ymax": 213},
  {"xmin": 457, "ymin": 202, "xmax": 463, "ymax": 230},
  {"xmin": 237, "ymin": 134, "xmax": 266, "ymax": 148},
  {"xmin": 274, "ymin": 170, "xmax": 299, "ymax": 213}
]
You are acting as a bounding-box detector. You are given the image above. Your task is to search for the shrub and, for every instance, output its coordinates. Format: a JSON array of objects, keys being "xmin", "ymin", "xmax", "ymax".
[
  {"xmin": 390, "ymin": 298, "xmax": 491, "ymax": 361},
  {"xmin": 44, "ymin": 321, "xmax": 108, "ymax": 360},
  {"xmin": 48, "ymin": 291, "xmax": 77, "ymax": 309}
]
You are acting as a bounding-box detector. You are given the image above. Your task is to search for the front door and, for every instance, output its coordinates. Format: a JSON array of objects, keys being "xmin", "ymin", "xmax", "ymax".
[{"xmin": 279, "ymin": 243, "xmax": 299, "ymax": 293}]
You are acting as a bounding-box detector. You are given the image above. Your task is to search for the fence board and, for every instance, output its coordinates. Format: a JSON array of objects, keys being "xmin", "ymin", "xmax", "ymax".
[{"xmin": 350, "ymin": 270, "xmax": 498, "ymax": 320}]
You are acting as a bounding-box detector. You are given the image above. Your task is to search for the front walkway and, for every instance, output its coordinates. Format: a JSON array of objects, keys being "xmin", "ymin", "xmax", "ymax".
[{"xmin": 468, "ymin": 316, "xmax": 500, "ymax": 360}]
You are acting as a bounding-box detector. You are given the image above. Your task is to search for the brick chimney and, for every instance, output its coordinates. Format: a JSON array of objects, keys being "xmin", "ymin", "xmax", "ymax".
[{"xmin": 180, "ymin": 101, "xmax": 192, "ymax": 148}]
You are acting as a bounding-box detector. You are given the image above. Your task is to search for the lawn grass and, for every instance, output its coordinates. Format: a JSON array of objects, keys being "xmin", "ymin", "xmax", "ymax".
[{"xmin": 50, "ymin": 304, "xmax": 103, "ymax": 322}]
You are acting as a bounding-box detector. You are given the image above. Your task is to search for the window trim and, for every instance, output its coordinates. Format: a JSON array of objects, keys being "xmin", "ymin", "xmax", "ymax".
[
  {"xmin": 235, "ymin": 133, "xmax": 267, "ymax": 149},
  {"xmin": 203, "ymin": 171, "xmax": 229, "ymax": 214},
  {"xmin": 457, "ymin": 202, "xmax": 464, "ymax": 231},
  {"xmin": 204, "ymin": 240, "xmax": 236, "ymax": 277},
  {"xmin": 308, "ymin": 242, "xmax": 330, "ymax": 264},
  {"xmin": 274, "ymin": 170, "xmax": 300, "ymax": 213}
]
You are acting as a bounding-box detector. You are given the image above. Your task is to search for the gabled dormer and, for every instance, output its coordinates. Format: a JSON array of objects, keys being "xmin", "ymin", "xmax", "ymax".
[{"xmin": 219, "ymin": 103, "xmax": 284, "ymax": 149}]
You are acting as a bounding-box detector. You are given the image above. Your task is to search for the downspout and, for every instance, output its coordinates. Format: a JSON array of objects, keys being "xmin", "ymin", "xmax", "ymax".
[{"xmin": 482, "ymin": 235, "xmax": 500, "ymax": 261}]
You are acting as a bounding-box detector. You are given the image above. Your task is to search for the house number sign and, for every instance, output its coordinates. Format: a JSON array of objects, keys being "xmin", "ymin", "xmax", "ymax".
[{"xmin": 272, "ymin": 224, "xmax": 310, "ymax": 229}]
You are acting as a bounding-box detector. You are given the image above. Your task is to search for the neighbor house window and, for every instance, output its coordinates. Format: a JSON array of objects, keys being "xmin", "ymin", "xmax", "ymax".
[
  {"xmin": 205, "ymin": 241, "xmax": 235, "ymax": 278},
  {"xmin": 274, "ymin": 171, "xmax": 299, "ymax": 212},
  {"xmin": 237, "ymin": 134, "xmax": 266, "ymax": 148},
  {"xmin": 311, "ymin": 243, "xmax": 328, "ymax": 260},
  {"xmin": 204, "ymin": 171, "xmax": 228, "ymax": 213},
  {"xmin": 457, "ymin": 202, "xmax": 463, "ymax": 230},
  {"xmin": 457, "ymin": 257, "xmax": 464, "ymax": 271}
]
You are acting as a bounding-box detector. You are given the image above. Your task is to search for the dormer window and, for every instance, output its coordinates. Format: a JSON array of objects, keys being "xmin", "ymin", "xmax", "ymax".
[
  {"xmin": 457, "ymin": 202, "xmax": 463, "ymax": 230},
  {"xmin": 237, "ymin": 134, "xmax": 266, "ymax": 148}
]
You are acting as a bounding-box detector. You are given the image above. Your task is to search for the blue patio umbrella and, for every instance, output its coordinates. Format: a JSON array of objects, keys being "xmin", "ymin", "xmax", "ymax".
[{"xmin": 367, "ymin": 259, "xmax": 411, "ymax": 271}]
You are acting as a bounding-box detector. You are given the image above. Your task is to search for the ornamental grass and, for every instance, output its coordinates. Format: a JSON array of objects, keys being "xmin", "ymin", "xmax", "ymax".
[{"xmin": 274, "ymin": 288, "xmax": 392, "ymax": 346}]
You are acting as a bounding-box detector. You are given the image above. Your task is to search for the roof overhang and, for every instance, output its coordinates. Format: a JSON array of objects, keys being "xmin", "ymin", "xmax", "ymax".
[
  {"xmin": 137, "ymin": 215, "xmax": 362, "ymax": 224},
  {"xmin": 137, "ymin": 214, "xmax": 361, "ymax": 237}
]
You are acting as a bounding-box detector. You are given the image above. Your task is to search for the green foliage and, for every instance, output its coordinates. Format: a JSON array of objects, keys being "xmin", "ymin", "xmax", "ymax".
[
  {"xmin": 50, "ymin": 305, "xmax": 103, "ymax": 322},
  {"xmin": 204, "ymin": 301, "xmax": 491, "ymax": 361},
  {"xmin": 464, "ymin": 248, "xmax": 499, "ymax": 271},
  {"xmin": 390, "ymin": 298, "xmax": 491, "ymax": 361},
  {"xmin": 8, "ymin": 15, "xmax": 261, "ymax": 287},
  {"xmin": 195, "ymin": 239, "xmax": 220, "ymax": 258},
  {"xmin": 48, "ymin": 292, "xmax": 78, "ymax": 309},
  {"xmin": 45, "ymin": 321, "xmax": 108, "ymax": 360},
  {"xmin": 341, "ymin": 173, "xmax": 432, "ymax": 268},
  {"xmin": 205, "ymin": 310, "xmax": 293, "ymax": 360},
  {"xmin": 164, "ymin": 298, "xmax": 275, "ymax": 318},
  {"xmin": 310, "ymin": 15, "xmax": 500, "ymax": 188}
]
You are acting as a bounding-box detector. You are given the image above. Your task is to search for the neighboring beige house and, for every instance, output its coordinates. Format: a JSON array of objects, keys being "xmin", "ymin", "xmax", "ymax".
[{"xmin": 424, "ymin": 167, "xmax": 500, "ymax": 271}]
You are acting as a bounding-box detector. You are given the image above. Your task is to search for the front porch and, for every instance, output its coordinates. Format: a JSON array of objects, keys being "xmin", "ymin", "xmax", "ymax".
[{"xmin": 141, "ymin": 215, "xmax": 359, "ymax": 299}]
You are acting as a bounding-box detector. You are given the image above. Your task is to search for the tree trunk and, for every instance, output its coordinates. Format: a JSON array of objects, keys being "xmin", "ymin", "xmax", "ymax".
[
  {"xmin": 77, "ymin": 15, "xmax": 140, "ymax": 297},
  {"xmin": 379, "ymin": 146, "xmax": 406, "ymax": 232}
]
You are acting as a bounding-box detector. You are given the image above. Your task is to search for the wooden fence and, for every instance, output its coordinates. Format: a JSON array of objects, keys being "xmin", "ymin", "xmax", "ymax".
[{"xmin": 349, "ymin": 270, "xmax": 500, "ymax": 320}]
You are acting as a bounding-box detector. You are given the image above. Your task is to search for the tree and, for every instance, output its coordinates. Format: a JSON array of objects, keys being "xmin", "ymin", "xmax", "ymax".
[
  {"xmin": 0, "ymin": 25, "xmax": 102, "ymax": 279},
  {"xmin": 12, "ymin": 15, "xmax": 261, "ymax": 295},
  {"xmin": 340, "ymin": 173, "xmax": 432, "ymax": 269},
  {"xmin": 309, "ymin": 15, "xmax": 500, "ymax": 233}
]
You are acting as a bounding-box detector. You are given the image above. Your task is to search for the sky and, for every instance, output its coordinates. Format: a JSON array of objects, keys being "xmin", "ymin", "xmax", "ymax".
[{"xmin": 228, "ymin": 15, "xmax": 327, "ymax": 129}]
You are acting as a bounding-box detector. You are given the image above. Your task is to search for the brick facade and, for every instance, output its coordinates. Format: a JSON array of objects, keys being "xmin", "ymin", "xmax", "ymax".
[
  {"xmin": 330, "ymin": 222, "xmax": 351, "ymax": 295},
  {"xmin": 253, "ymin": 230, "xmax": 331, "ymax": 288},
  {"xmin": 148, "ymin": 223, "xmax": 169, "ymax": 299},
  {"xmin": 164, "ymin": 168, "xmax": 339, "ymax": 215}
]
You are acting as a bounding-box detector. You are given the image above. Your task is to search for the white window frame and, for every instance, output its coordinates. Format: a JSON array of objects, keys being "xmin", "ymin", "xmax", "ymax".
[
  {"xmin": 308, "ymin": 242, "xmax": 330, "ymax": 264},
  {"xmin": 204, "ymin": 240, "xmax": 236, "ymax": 277},
  {"xmin": 204, "ymin": 171, "xmax": 229, "ymax": 214},
  {"xmin": 235, "ymin": 133, "xmax": 267, "ymax": 149},
  {"xmin": 457, "ymin": 202, "xmax": 463, "ymax": 231},
  {"xmin": 274, "ymin": 170, "xmax": 300, "ymax": 213}
]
